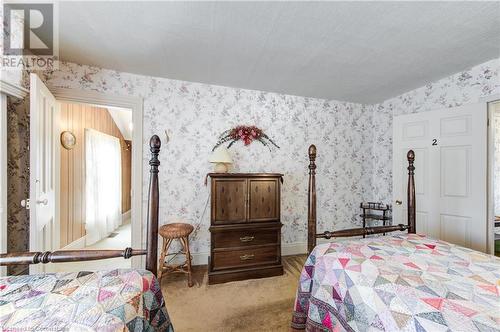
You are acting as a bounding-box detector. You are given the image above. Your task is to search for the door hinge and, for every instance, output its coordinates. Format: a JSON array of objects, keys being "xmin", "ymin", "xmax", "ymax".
[{"xmin": 21, "ymin": 199, "xmax": 30, "ymax": 210}]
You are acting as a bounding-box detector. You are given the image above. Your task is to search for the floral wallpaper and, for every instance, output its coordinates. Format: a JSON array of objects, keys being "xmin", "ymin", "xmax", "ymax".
[
  {"xmin": 4, "ymin": 57, "xmax": 499, "ymax": 265},
  {"xmin": 369, "ymin": 58, "xmax": 500, "ymax": 204},
  {"xmin": 5, "ymin": 96, "xmax": 30, "ymax": 275},
  {"xmin": 40, "ymin": 62, "xmax": 374, "ymax": 255}
]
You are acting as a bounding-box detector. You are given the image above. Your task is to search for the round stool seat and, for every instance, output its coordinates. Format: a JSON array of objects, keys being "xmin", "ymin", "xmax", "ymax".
[{"xmin": 159, "ymin": 223, "xmax": 194, "ymax": 239}]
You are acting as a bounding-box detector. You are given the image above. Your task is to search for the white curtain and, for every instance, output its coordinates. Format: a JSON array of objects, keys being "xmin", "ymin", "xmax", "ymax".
[{"xmin": 85, "ymin": 129, "xmax": 122, "ymax": 245}]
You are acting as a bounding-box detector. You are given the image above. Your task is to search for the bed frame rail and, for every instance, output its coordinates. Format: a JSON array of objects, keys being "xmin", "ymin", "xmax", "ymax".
[
  {"xmin": 0, "ymin": 135, "xmax": 162, "ymax": 276},
  {"xmin": 307, "ymin": 146, "xmax": 416, "ymax": 253}
]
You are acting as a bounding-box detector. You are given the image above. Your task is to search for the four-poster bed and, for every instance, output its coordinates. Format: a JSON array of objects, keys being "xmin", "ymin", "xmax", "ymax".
[
  {"xmin": 0, "ymin": 135, "xmax": 173, "ymax": 331},
  {"xmin": 292, "ymin": 145, "xmax": 500, "ymax": 332},
  {"xmin": 307, "ymin": 144, "xmax": 416, "ymax": 253}
]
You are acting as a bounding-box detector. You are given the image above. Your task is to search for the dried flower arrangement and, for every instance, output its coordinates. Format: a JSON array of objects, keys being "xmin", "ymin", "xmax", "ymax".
[{"xmin": 212, "ymin": 125, "xmax": 280, "ymax": 151}]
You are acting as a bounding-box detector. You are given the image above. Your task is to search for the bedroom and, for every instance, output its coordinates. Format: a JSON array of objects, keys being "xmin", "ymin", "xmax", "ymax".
[{"xmin": 0, "ymin": 1, "xmax": 499, "ymax": 331}]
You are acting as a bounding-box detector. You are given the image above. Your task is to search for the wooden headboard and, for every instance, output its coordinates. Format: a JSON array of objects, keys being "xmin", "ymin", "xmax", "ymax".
[
  {"xmin": 307, "ymin": 145, "xmax": 416, "ymax": 253},
  {"xmin": 0, "ymin": 135, "xmax": 162, "ymax": 276}
]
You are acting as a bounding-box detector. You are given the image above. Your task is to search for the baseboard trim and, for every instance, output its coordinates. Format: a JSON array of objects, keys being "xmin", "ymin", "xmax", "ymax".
[
  {"xmin": 63, "ymin": 235, "xmax": 86, "ymax": 250},
  {"xmin": 190, "ymin": 252, "xmax": 209, "ymax": 266},
  {"xmin": 281, "ymin": 242, "xmax": 307, "ymax": 256},
  {"xmin": 122, "ymin": 210, "xmax": 131, "ymax": 223},
  {"xmin": 169, "ymin": 242, "xmax": 308, "ymax": 266}
]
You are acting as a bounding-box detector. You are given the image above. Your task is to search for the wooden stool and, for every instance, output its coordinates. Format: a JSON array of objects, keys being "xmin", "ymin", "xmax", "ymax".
[{"xmin": 158, "ymin": 222, "xmax": 194, "ymax": 287}]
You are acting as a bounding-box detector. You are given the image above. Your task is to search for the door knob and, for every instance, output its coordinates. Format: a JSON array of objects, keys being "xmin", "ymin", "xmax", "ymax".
[
  {"xmin": 395, "ymin": 200, "xmax": 402, "ymax": 205},
  {"xmin": 36, "ymin": 199, "xmax": 48, "ymax": 205}
]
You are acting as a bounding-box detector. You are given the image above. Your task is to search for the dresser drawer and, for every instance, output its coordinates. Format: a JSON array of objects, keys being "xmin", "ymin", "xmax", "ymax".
[
  {"xmin": 212, "ymin": 227, "xmax": 279, "ymax": 249},
  {"xmin": 212, "ymin": 245, "xmax": 279, "ymax": 271}
]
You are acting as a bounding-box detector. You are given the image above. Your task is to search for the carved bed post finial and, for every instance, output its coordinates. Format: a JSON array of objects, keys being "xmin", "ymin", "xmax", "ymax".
[
  {"xmin": 308, "ymin": 145, "xmax": 317, "ymax": 253},
  {"xmin": 407, "ymin": 150, "xmax": 416, "ymax": 234},
  {"xmin": 146, "ymin": 135, "xmax": 161, "ymax": 275}
]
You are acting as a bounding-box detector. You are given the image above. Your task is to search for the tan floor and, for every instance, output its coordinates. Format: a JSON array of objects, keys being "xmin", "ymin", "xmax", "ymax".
[
  {"xmin": 161, "ymin": 255, "xmax": 307, "ymax": 332},
  {"xmin": 45, "ymin": 222, "xmax": 132, "ymax": 273}
]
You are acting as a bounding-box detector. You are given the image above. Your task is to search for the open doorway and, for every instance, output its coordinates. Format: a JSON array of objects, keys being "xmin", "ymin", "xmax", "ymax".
[
  {"xmin": 47, "ymin": 102, "xmax": 133, "ymax": 272},
  {"xmin": 27, "ymin": 75, "xmax": 144, "ymax": 275},
  {"xmin": 489, "ymin": 100, "xmax": 500, "ymax": 257}
]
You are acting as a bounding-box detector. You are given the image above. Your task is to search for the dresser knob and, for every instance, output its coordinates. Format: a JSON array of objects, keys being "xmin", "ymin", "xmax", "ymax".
[
  {"xmin": 240, "ymin": 254, "xmax": 255, "ymax": 261},
  {"xmin": 240, "ymin": 236, "xmax": 254, "ymax": 242}
]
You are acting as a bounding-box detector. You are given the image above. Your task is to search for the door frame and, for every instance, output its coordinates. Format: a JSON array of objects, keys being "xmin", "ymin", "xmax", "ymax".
[
  {"xmin": 0, "ymin": 93, "xmax": 6, "ymax": 277},
  {"xmin": 0, "ymin": 80, "xmax": 29, "ymax": 276},
  {"xmin": 485, "ymin": 94, "xmax": 500, "ymax": 255},
  {"xmin": 49, "ymin": 87, "xmax": 144, "ymax": 269}
]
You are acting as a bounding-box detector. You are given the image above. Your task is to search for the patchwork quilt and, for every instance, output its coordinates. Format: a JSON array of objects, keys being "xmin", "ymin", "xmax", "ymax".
[
  {"xmin": 292, "ymin": 234, "xmax": 500, "ymax": 331},
  {"xmin": 0, "ymin": 269, "xmax": 173, "ymax": 331}
]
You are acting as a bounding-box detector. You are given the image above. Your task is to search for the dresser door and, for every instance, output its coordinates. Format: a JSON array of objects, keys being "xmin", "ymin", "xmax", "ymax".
[
  {"xmin": 212, "ymin": 179, "xmax": 247, "ymax": 224},
  {"xmin": 248, "ymin": 178, "xmax": 279, "ymax": 222}
]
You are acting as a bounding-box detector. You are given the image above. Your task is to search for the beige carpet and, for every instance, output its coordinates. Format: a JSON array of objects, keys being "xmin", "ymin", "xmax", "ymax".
[{"xmin": 161, "ymin": 255, "xmax": 307, "ymax": 332}]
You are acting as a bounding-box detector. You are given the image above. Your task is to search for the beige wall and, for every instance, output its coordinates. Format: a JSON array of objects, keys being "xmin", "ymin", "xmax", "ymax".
[{"xmin": 60, "ymin": 102, "xmax": 131, "ymax": 248}]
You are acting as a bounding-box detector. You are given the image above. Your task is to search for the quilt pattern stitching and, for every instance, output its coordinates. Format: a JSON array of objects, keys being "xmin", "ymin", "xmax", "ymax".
[
  {"xmin": 0, "ymin": 269, "xmax": 173, "ymax": 332},
  {"xmin": 292, "ymin": 234, "xmax": 500, "ymax": 331}
]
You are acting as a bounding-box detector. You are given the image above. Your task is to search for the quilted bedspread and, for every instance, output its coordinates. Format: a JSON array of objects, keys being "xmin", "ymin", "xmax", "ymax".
[
  {"xmin": 292, "ymin": 234, "xmax": 500, "ymax": 332},
  {"xmin": 0, "ymin": 269, "xmax": 173, "ymax": 331}
]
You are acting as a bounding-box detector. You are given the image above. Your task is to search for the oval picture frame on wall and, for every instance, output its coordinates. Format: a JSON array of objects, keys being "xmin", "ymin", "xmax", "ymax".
[{"xmin": 60, "ymin": 131, "xmax": 76, "ymax": 150}]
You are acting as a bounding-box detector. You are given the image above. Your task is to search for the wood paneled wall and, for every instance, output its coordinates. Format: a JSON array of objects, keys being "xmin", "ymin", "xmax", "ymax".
[
  {"xmin": 60, "ymin": 103, "xmax": 132, "ymax": 248},
  {"xmin": 122, "ymin": 140, "xmax": 132, "ymax": 215}
]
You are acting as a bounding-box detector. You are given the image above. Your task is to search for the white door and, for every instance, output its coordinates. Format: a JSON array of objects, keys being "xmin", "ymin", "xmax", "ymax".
[
  {"xmin": 393, "ymin": 104, "xmax": 487, "ymax": 252},
  {"xmin": 29, "ymin": 74, "xmax": 60, "ymax": 274}
]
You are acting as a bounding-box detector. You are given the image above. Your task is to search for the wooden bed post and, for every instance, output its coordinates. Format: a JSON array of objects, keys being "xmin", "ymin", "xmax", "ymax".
[
  {"xmin": 407, "ymin": 150, "xmax": 416, "ymax": 234},
  {"xmin": 307, "ymin": 145, "xmax": 317, "ymax": 253},
  {"xmin": 0, "ymin": 135, "xmax": 163, "ymax": 274},
  {"xmin": 301, "ymin": 146, "xmax": 417, "ymax": 247},
  {"xmin": 146, "ymin": 135, "xmax": 161, "ymax": 276}
]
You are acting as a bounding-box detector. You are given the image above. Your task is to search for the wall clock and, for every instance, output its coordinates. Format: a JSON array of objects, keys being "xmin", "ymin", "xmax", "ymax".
[{"xmin": 60, "ymin": 131, "xmax": 76, "ymax": 150}]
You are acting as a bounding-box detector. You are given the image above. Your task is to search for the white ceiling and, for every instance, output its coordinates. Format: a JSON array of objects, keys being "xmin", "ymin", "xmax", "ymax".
[
  {"xmin": 59, "ymin": 1, "xmax": 500, "ymax": 104},
  {"xmin": 107, "ymin": 107, "xmax": 133, "ymax": 141}
]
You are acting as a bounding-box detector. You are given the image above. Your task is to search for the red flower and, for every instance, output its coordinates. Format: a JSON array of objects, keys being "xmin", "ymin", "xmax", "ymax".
[{"xmin": 213, "ymin": 125, "xmax": 279, "ymax": 151}]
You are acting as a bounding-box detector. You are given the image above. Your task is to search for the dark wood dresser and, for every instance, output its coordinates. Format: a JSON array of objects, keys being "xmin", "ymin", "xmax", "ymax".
[{"xmin": 208, "ymin": 173, "xmax": 284, "ymax": 284}]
